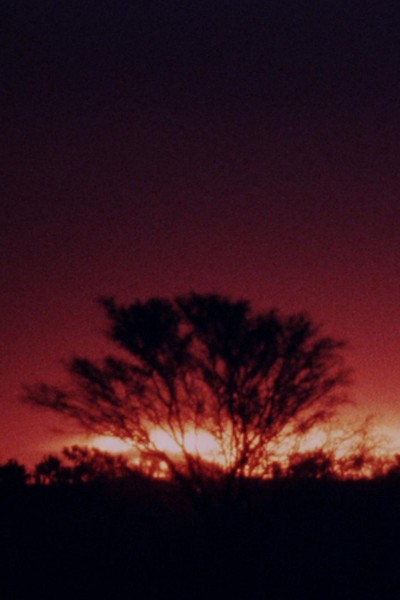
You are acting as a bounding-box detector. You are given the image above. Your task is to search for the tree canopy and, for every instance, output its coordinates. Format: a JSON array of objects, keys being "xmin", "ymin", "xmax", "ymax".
[{"xmin": 24, "ymin": 293, "xmax": 348, "ymax": 497}]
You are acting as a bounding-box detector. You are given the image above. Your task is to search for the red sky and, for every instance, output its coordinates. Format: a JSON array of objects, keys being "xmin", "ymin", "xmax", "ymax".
[{"xmin": 1, "ymin": 1, "xmax": 400, "ymax": 466}]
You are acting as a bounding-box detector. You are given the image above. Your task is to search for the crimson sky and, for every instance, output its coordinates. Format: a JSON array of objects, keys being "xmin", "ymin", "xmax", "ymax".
[{"xmin": 1, "ymin": 1, "xmax": 400, "ymax": 466}]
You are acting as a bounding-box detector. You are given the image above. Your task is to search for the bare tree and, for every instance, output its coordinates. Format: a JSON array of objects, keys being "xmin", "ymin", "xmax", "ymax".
[{"xmin": 24, "ymin": 293, "xmax": 349, "ymax": 503}]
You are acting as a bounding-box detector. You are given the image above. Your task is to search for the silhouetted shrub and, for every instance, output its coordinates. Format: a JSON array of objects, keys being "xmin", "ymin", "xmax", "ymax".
[
  {"xmin": 0, "ymin": 459, "xmax": 28, "ymax": 488},
  {"xmin": 286, "ymin": 450, "xmax": 334, "ymax": 480},
  {"xmin": 35, "ymin": 446, "xmax": 136, "ymax": 485}
]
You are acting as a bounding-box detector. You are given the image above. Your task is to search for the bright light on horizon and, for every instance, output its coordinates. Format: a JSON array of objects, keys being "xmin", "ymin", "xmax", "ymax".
[
  {"xmin": 150, "ymin": 427, "xmax": 222, "ymax": 461},
  {"xmin": 91, "ymin": 435, "xmax": 133, "ymax": 454},
  {"xmin": 80, "ymin": 420, "xmax": 400, "ymax": 480}
]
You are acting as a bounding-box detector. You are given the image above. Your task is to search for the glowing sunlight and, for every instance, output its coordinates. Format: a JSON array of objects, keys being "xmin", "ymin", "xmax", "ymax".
[
  {"xmin": 91, "ymin": 435, "xmax": 133, "ymax": 454},
  {"xmin": 150, "ymin": 428, "xmax": 222, "ymax": 461}
]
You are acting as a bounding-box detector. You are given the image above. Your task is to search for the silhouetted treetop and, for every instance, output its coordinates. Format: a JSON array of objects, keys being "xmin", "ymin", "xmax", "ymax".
[
  {"xmin": 0, "ymin": 459, "xmax": 28, "ymax": 488},
  {"xmin": 24, "ymin": 293, "xmax": 349, "ymax": 499}
]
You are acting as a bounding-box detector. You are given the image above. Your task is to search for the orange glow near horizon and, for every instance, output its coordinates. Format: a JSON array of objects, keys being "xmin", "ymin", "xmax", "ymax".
[
  {"xmin": 82, "ymin": 421, "xmax": 400, "ymax": 480},
  {"xmin": 88, "ymin": 428, "xmax": 335, "ymax": 461},
  {"xmin": 149, "ymin": 427, "xmax": 222, "ymax": 462},
  {"xmin": 91, "ymin": 435, "xmax": 133, "ymax": 454}
]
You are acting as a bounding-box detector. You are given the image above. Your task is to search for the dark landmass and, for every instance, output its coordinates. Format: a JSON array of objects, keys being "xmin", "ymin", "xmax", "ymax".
[{"xmin": 2, "ymin": 477, "xmax": 400, "ymax": 599}]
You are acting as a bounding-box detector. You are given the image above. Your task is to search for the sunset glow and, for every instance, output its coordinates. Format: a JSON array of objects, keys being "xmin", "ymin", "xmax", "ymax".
[
  {"xmin": 89, "ymin": 422, "xmax": 400, "ymax": 474},
  {"xmin": 150, "ymin": 428, "xmax": 222, "ymax": 461},
  {"xmin": 1, "ymin": 0, "xmax": 400, "ymax": 494},
  {"xmin": 57, "ymin": 418, "xmax": 400, "ymax": 484},
  {"xmin": 91, "ymin": 436, "xmax": 133, "ymax": 454},
  {"xmin": 3, "ymin": 5, "xmax": 400, "ymax": 596}
]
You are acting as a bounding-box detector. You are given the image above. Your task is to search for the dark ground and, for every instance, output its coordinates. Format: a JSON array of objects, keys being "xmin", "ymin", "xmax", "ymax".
[{"xmin": 2, "ymin": 478, "xmax": 400, "ymax": 599}]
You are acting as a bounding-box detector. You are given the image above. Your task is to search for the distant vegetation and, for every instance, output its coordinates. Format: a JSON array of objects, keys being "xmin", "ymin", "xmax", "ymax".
[{"xmin": 2, "ymin": 443, "xmax": 400, "ymax": 491}]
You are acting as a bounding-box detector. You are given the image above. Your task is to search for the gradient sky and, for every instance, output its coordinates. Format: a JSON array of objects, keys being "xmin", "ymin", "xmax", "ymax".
[{"xmin": 1, "ymin": 1, "xmax": 400, "ymax": 466}]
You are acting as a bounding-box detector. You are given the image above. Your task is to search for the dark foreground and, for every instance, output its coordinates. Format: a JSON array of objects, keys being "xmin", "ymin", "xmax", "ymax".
[{"xmin": 2, "ymin": 478, "xmax": 400, "ymax": 599}]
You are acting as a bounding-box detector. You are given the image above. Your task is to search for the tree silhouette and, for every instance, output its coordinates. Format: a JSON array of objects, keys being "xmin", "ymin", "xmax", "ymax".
[
  {"xmin": 24, "ymin": 293, "xmax": 348, "ymax": 503},
  {"xmin": 35, "ymin": 446, "xmax": 134, "ymax": 485},
  {"xmin": 0, "ymin": 459, "xmax": 28, "ymax": 488},
  {"xmin": 34, "ymin": 455, "xmax": 65, "ymax": 485}
]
